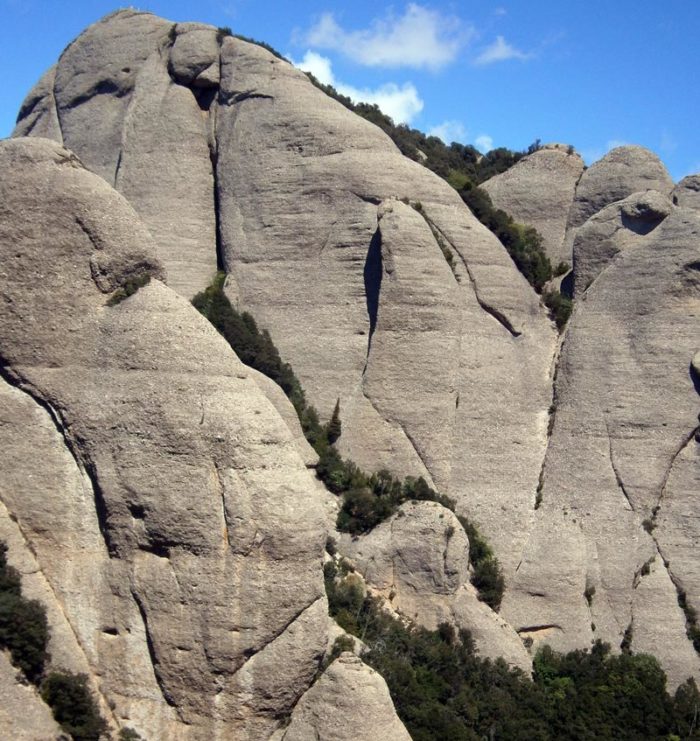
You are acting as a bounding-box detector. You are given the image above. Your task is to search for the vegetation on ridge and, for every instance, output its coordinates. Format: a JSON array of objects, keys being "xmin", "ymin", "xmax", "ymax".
[
  {"xmin": 192, "ymin": 273, "xmax": 504, "ymax": 610},
  {"xmin": 325, "ymin": 559, "xmax": 700, "ymax": 740},
  {"xmin": 0, "ymin": 541, "xmax": 107, "ymax": 740},
  {"xmin": 305, "ymin": 75, "xmax": 574, "ymax": 329}
]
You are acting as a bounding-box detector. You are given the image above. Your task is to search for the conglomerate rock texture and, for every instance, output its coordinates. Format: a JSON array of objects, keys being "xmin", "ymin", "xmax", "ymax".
[{"xmin": 7, "ymin": 5, "xmax": 700, "ymax": 728}]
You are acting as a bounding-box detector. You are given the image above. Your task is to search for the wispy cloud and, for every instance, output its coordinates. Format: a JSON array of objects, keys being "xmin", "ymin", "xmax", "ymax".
[
  {"xmin": 474, "ymin": 35, "xmax": 531, "ymax": 65},
  {"xmin": 294, "ymin": 50, "xmax": 424, "ymax": 124},
  {"xmin": 474, "ymin": 134, "xmax": 494, "ymax": 152},
  {"xmin": 428, "ymin": 120, "xmax": 467, "ymax": 144},
  {"xmin": 302, "ymin": 4, "xmax": 471, "ymax": 70}
]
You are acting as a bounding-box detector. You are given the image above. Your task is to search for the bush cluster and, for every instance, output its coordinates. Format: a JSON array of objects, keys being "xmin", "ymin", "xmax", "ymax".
[
  {"xmin": 0, "ymin": 541, "xmax": 107, "ymax": 740},
  {"xmin": 325, "ymin": 561, "xmax": 700, "ymax": 740}
]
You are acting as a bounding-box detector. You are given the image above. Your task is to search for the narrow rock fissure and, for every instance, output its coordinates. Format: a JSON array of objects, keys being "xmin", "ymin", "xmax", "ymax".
[
  {"xmin": 517, "ymin": 623, "xmax": 563, "ymax": 634},
  {"xmin": 605, "ymin": 421, "xmax": 636, "ymax": 513},
  {"xmin": 533, "ymin": 334, "xmax": 565, "ymax": 511},
  {"xmin": 233, "ymin": 595, "xmax": 326, "ymax": 670},
  {"xmin": 0, "ymin": 362, "xmax": 116, "ymax": 557},
  {"xmin": 363, "ymin": 225, "xmax": 383, "ymax": 362},
  {"xmin": 651, "ymin": 426, "xmax": 699, "ymax": 524}
]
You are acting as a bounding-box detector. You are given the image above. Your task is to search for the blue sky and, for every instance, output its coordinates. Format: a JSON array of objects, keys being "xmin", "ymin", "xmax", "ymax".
[{"xmin": 1, "ymin": 1, "xmax": 698, "ymax": 180}]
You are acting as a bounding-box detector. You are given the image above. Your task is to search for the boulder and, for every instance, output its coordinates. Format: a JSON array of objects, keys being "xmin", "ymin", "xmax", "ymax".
[
  {"xmin": 572, "ymin": 190, "xmax": 672, "ymax": 296},
  {"xmin": 482, "ymin": 143, "xmax": 584, "ymax": 265},
  {"xmin": 566, "ymin": 145, "xmax": 674, "ymax": 233},
  {"xmin": 341, "ymin": 501, "xmax": 531, "ymax": 671},
  {"xmin": 673, "ymin": 175, "xmax": 700, "ymax": 212},
  {"xmin": 279, "ymin": 654, "xmax": 411, "ymax": 741}
]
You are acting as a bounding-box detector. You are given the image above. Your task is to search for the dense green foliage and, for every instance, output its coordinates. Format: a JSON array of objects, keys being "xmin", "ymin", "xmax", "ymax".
[
  {"xmin": 306, "ymin": 74, "xmax": 528, "ymax": 186},
  {"xmin": 193, "ymin": 274, "xmax": 504, "ymax": 609},
  {"xmin": 460, "ymin": 186, "xmax": 552, "ymax": 292},
  {"xmin": 543, "ymin": 289, "xmax": 573, "ymax": 330},
  {"xmin": 0, "ymin": 542, "xmax": 48, "ymax": 681},
  {"xmin": 325, "ymin": 560, "xmax": 700, "ymax": 740},
  {"xmin": 192, "ymin": 272, "xmax": 307, "ymax": 413},
  {"xmin": 41, "ymin": 672, "xmax": 107, "ymax": 741}
]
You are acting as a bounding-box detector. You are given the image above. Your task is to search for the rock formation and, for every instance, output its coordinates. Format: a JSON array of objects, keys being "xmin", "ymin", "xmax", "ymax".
[
  {"xmin": 340, "ymin": 501, "xmax": 531, "ymax": 671},
  {"xmin": 5, "ymin": 6, "xmax": 700, "ymax": 733},
  {"xmin": 482, "ymin": 143, "xmax": 584, "ymax": 265},
  {"xmin": 14, "ymin": 9, "xmax": 558, "ymax": 588},
  {"xmin": 0, "ymin": 136, "xmax": 331, "ymax": 739}
]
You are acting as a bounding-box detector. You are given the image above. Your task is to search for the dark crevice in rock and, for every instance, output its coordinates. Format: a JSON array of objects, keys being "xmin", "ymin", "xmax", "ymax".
[
  {"xmin": 113, "ymin": 148, "xmax": 123, "ymax": 187},
  {"xmin": 517, "ymin": 623, "xmax": 563, "ymax": 634},
  {"xmin": 363, "ymin": 225, "xmax": 383, "ymax": 361},
  {"xmin": 605, "ymin": 421, "xmax": 636, "ymax": 513},
  {"xmin": 0, "ymin": 361, "xmax": 116, "ymax": 557},
  {"xmin": 352, "ymin": 192, "xmax": 382, "ymax": 205},
  {"xmin": 192, "ymin": 86, "xmax": 218, "ymax": 111},
  {"xmin": 219, "ymin": 89, "xmax": 273, "ymax": 106},
  {"xmin": 620, "ymin": 211, "xmax": 666, "ymax": 235},
  {"xmin": 130, "ymin": 588, "xmax": 182, "ymax": 714},
  {"xmin": 691, "ymin": 362, "xmax": 700, "ymax": 397}
]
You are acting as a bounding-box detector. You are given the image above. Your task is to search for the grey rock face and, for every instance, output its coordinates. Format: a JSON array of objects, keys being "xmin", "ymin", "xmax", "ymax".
[
  {"xmin": 14, "ymin": 10, "xmax": 216, "ymax": 300},
  {"xmin": 215, "ymin": 36, "xmax": 557, "ymax": 582},
  {"xmin": 0, "ymin": 137, "xmax": 328, "ymax": 739},
  {"xmin": 503, "ymin": 204, "xmax": 700, "ymax": 688},
  {"xmin": 280, "ymin": 654, "xmax": 411, "ymax": 741},
  {"xmin": 572, "ymin": 190, "xmax": 673, "ymax": 296},
  {"xmin": 566, "ymin": 145, "xmax": 674, "ymax": 233},
  {"xmin": 482, "ymin": 143, "xmax": 584, "ymax": 265},
  {"xmin": 16, "ymin": 14, "xmax": 557, "ymax": 589}
]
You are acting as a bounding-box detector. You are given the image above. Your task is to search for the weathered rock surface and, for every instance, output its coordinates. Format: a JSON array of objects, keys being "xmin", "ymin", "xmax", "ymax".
[
  {"xmin": 0, "ymin": 136, "xmax": 329, "ymax": 739},
  {"xmin": 14, "ymin": 10, "xmax": 217, "ymax": 299},
  {"xmin": 503, "ymin": 204, "xmax": 700, "ymax": 688},
  {"xmin": 15, "ymin": 13, "xmax": 557, "ymax": 589},
  {"xmin": 566, "ymin": 145, "xmax": 674, "ymax": 233},
  {"xmin": 482, "ymin": 143, "xmax": 584, "ymax": 265},
  {"xmin": 279, "ymin": 654, "xmax": 411, "ymax": 741},
  {"xmin": 572, "ymin": 189, "xmax": 673, "ymax": 296},
  {"xmin": 341, "ymin": 501, "xmax": 531, "ymax": 671}
]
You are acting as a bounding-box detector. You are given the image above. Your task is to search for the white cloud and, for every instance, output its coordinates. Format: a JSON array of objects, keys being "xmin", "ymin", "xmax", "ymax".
[
  {"xmin": 294, "ymin": 51, "xmax": 424, "ymax": 124},
  {"xmin": 428, "ymin": 120, "xmax": 467, "ymax": 144},
  {"xmin": 304, "ymin": 4, "xmax": 469, "ymax": 70},
  {"xmin": 475, "ymin": 134, "xmax": 494, "ymax": 152},
  {"xmin": 474, "ymin": 35, "xmax": 531, "ymax": 65}
]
